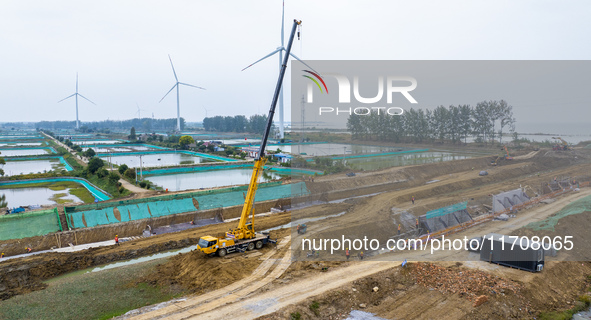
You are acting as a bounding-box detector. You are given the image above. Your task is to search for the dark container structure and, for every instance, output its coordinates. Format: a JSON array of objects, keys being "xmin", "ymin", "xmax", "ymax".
[{"xmin": 480, "ymin": 233, "xmax": 544, "ymax": 272}]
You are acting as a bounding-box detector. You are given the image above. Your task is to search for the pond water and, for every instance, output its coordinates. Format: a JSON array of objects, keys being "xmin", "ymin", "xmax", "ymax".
[
  {"xmin": 0, "ymin": 142, "xmax": 44, "ymax": 147},
  {"xmin": 0, "ymin": 135, "xmax": 42, "ymax": 139},
  {"xmin": 0, "ymin": 187, "xmax": 82, "ymax": 207},
  {"xmin": 1, "ymin": 159, "xmax": 65, "ymax": 176},
  {"xmin": 82, "ymin": 145, "xmax": 159, "ymax": 153},
  {"xmin": 146, "ymin": 168, "xmax": 286, "ymax": 191},
  {"xmin": 101, "ymin": 152, "xmax": 216, "ymax": 168},
  {"xmin": 346, "ymin": 151, "xmax": 483, "ymax": 171},
  {"xmin": 243, "ymin": 143, "xmax": 406, "ymax": 156},
  {"xmin": 0, "ymin": 148, "xmax": 52, "ymax": 156},
  {"xmin": 73, "ymin": 140, "xmax": 122, "ymax": 145}
]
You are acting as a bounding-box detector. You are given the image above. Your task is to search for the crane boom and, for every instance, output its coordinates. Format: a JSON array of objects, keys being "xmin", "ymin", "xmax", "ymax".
[{"xmin": 226, "ymin": 19, "xmax": 302, "ymax": 240}]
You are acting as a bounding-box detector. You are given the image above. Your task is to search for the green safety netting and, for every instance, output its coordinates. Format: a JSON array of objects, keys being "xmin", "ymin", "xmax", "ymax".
[
  {"xmin": 526, "ymin": 194, "xmax": 591, "ymax": 231},
  {"xmin": 426, "ymin": 201, "xmax": 468, "ymax": 219},
  {"xmin": 67, "ymin": 182, "xmax": 309, "ymax": 229},
  {"xmin": 0, "ymin": 208, "xmax": 61, "ymax": 240}
]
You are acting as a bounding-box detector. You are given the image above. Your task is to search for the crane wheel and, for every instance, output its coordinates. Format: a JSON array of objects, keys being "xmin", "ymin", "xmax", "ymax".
[
  {"xmin": 218, "ymin": 248, "xmax": 227, "ymax": 257},
  {"xmin": 247, "ymin": 242, "xmax": 255, "ymax": 251},
  {"xmin": 255, "ymin": 241, "xmax": 264, "ymax": 249}
]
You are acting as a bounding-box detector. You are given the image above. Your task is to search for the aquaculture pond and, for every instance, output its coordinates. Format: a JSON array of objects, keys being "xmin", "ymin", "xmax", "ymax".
[
  {"xmin": 0, "ymin": 142, "xmax": 44, "ymax": 147},
  {"xmin": 0, "ymin": 148, "xmax": 53, "ymax": 157},
  {"xmin": 145, "ymin": 168, "xmax": 287, "ymax": 191},
  {"xmin": 1, "ymin": 159, "xmax": 68, "ymax": 176},
  {"xmin": 82, "ymin": 145, "xmax": 162, "ymax": 153},
  {"xmin": 72, "ymin": 140, "xmax": 123, "ymax": 145},
  {"xmin": 345, "ymin": 151, "xmax": 485, "ymax": 171},
  {"xmin": 0, "ymin": 181, "xmax": 96, "ymax": 207},
  {"xmin": 101, "ymin": 152, "xmax": 218, "ymax": 168},
  {"xmin": 242, "ymin": 143, "xmax": 408, "ymax": 156}
]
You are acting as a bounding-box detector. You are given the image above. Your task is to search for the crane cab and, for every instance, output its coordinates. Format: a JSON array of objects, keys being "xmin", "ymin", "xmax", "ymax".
[{"xmin": 197, "ymin": 236, "xmax": 235, "ymax": 255}]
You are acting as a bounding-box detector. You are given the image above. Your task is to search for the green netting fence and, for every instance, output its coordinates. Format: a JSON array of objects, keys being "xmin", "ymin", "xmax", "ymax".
[
  {"xmin": 425, "ymin": 201, "xmax": 468, "ymax": 219},
  {"xmin": 526, "ymin": 194, "xmax": 591, "ymax": 231},
  {"xmin": 66, "ymin": 182, "xmax": 309, "ymax": 229},
  {"xmin": 0, "ymin": 208, "xmax": 61, "ymax": 240}
]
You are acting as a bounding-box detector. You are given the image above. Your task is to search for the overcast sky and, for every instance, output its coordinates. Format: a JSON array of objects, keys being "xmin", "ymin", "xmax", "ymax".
[{"xmin": 1, "ymin": 0, "xmax": 589, "ymax": 127}]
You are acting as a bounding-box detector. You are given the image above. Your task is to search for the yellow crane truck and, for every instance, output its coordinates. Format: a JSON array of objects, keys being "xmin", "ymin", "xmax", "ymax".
[{"xmin": 197, "ymin": 19, "xmax": 303, "ymax": 257}]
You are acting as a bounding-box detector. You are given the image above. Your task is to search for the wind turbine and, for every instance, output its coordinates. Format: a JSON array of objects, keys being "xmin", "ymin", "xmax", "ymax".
[
  {"xmin": 203, "ymin": 106, "xmax": 212, "ymax": 119},
  {"xmin": 242, "ymin": 0, "xmax": 312, "ymax": 139},
  {"xmin": 58, "ymin": 73, "xmax": 96, "ymax": 130},
  {"xmin": 159, "ymin": 55, "xmax": 205, "ymax": 132},
  {"xmin": 136, "ymin": 103, "xmax": 146, "ymax": 119}
]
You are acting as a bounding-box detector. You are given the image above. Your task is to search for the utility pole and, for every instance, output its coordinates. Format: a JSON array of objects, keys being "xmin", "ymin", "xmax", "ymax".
[{"xmin": 139, "ymin": 154, "xmax": 143, "ymax": 180}]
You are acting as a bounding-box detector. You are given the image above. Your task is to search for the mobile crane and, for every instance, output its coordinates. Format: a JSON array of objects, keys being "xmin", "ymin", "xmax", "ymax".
[
  {"xmin": 197, "ymin": 19, "xmax": 303, "ymax": 257},
  {"xmin": 552, "ymin": 137, "xmax": 569, "ymax": 151}
]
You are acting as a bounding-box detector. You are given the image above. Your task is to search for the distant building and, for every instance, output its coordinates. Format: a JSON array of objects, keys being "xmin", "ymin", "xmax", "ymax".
[
  {"xmin": 273, "ymin": 153, "xmax": 293, "ymax": 163},
  {"xmin": 241, "ymin": 147, "xmax": 260, "ymax": 158}
]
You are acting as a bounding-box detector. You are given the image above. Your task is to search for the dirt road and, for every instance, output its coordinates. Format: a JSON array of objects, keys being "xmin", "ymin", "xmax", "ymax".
[
  {"xmin": 120, "ymin": 182, "xmax": 591, "ymax": 319},
  {"xmin": 119, "ymin": 178, "xmax": 152, "ymax": 194}
]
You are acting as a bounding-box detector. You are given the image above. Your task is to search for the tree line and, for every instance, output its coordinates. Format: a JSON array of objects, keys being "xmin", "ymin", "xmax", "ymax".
[
  {"xmin": 36, "ymin": 118, "xmax": 185, "ymax": 132},
  {"xmin": 203, "ymin": 114, "xmax": 270, "ymax": 133},
  {"xmin": 346, "ymin": 100, "xmax": 515, "ymax": 144}
]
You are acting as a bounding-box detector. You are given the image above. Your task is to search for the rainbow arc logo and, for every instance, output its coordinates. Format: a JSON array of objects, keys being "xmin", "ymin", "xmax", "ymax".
[{"xmin": 302, "ymin": 70, "xmax": 328, "ymax": 94}]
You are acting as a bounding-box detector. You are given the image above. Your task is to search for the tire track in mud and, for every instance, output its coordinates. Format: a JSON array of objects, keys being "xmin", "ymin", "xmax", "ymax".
[{"xmin": 121, "ymin": 236, "xmax": 292, "ymax": 320}]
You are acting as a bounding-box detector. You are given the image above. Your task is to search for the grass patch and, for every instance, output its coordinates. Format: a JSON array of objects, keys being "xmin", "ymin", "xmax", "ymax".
[
  {"xmin": 0, "ymin": 260, "xmax": 184, "ymax": 320},
  {"xmin": 309, "ymin": 301, "xmax": 320, "ymax": 316},
  {"xmin": 49, "ymin": 192, "xmax": 70, "ymax": 204},
  {"xmin": 538, "ymin": 295, "xmax": 591, "ymax": 320},
  {"xmin": 69, "ymin": 187, "xmax": 95, "ymax": 203}
]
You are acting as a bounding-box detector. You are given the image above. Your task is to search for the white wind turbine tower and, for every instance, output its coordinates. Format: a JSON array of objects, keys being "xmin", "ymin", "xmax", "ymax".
[
  {"xmin": 136, "ymin": 103, "xmax": 146, "ymax": 119},
  {"xmin": 203, "ymin": 106, "xmax": 212, "ymax": 119},
  {"xmin": 58, "ymin": 73, "xmax": 96, "ymax": 130},
  {"xmin": 159, "ymin": 55, "xmax": 205, "ymax": 132},
  {"xmin": 242, "ymin": 0, "xmax": 312, "ymax": 139}
]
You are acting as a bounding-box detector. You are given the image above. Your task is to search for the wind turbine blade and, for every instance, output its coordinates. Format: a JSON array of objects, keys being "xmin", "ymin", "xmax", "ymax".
[
  {"xmin": 241, "ymin": 48, "xmax": 282, "ymax": 71},
  {"xmin": 179, "ymin": 82, "xmax": 206, "ymax": 90},
  {"xmin": 159, "ymin": 83, "xmax": 177, "ymax": 102},
  {"xmin": 289, "ymin": 52, "xmax": 320, "ymax": 74},
  {"xmin": 281, "ymin": 0, "xmax": 285, "ymax": 46},
  {"xmin": 78, "ymin": 94, "xmax": 96, "ymax": 105},
  {"xmin": 76, "ymin": 73, "xmax": 79, "ymax": 93},
  {"xmin": 57, "ymin": 93, "xmax": 76, "ymax": 103},
  {"xmin": 168, "ymin": 54, "xmax": 178, "ymax": 81}
]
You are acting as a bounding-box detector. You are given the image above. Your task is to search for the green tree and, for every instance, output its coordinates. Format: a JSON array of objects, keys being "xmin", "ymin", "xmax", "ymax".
[
  {"xmin": 0, "ymin": 151, "xmax": 5, "ymax": 176},
  {"xmin": 124, "ymin": 168, "xmax": 136, "ymax": 179},
  {"xmin": 118, "ymin": 164, "xmax": 129, "ymax": 175},
  {"xmin": 129, "ymin": 127, "xmax": 136, "ymax": 140},
  {"xmin": 108, "ymin": 172, "xmax": 120, "ymax": 185},
  {"xmin": 96, "ymin": 167, "xmax": 109, "ymax": 178},
  {"xmin": 83, "ymin": 148, "xmax": 96, "ymax": 158},
  {"xmin": 0, "ymin": 194, "xmax": 7, "ymax": 208},
  {"xmin": 458, "ymin": 104, "xmax": 473, "ymax": 143},
  {"xmin": 179, "ymin": 135, "xmax": 195, "ymax": 149},
  {"xmin": 497, "ymin": 100, "xmax": 515, "ymax": 144},
  {"xmin": 87, "ymin": 157, "xmax": 104, "ymax": 174}
]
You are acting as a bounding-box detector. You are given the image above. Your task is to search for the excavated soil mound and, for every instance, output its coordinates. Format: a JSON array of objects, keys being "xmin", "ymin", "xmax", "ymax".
[
  {"xmin": 411, "ymin": 262, "xmax": 523, "ymax": 302},
  {"xmin": 513, "ymin": 210, "xmax": 591, "ymax": 260},
  {"xmin": 258, "ymin": 261, "xmax": 591, "ymax": 320},
  {"xmin": 141, "ymin": 228, "xmax": 289, "ymax": 296}
]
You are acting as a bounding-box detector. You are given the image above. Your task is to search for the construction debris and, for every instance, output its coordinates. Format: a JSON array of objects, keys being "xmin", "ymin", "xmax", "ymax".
[
  {"xmin": 411, "ymin": 262, "xmax": 523, "ymax": 301},
  {"xmin": 473, "ymin": 295, "xmax": 489, "ymax": 307}
]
